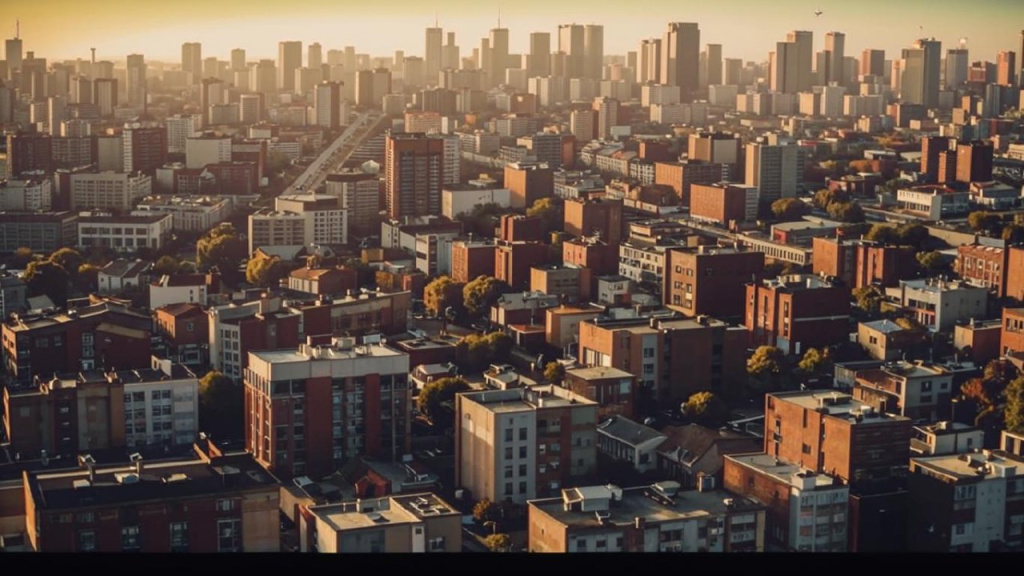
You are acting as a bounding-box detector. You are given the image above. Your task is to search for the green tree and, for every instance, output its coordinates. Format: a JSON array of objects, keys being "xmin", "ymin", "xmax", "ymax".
[
  {"xmin": 798, "ymin": 347, "xmax": 833, "ymax": 377},
  {"xmin": 748, "ymin": 346, "xmax": 786, "ymax": 378},
  {"xmin": 152, "ymin": 255, "xmax": 181, "ymax": 277},
  {"xmin": 417, "ymin": 376, "xmax": 470, "ymax": 429},
  {"xmin": 266, "ymin": 150, "xmax": 292, "ymax": 175},
  {"xmin": 24, "ymin": 259, "xmax": 70, "ymax": 305},
  {"xmin": 770, "ymin": 198, "xmax": 810, "ymax": 221},
  {"xmin": 967, "ymin": 211, "xmax": 1002, "ymax": 236},
  {"xmin": 895, "ymin": 223, "xmax": 929, "ymax": 250},
  {"xmin": 1005, "ymin": 376, "xmax": 1024, "ymax": 434},
  {"xmin": 526, "ymin": 197, "xmax": 564, "ymax": 235},
  {"xmin": 463, "ymin": 275, "xmax": 510, "ymax": 318},
  {"xmin": 916, "ymin": 251, "xmax": 950, "ymax": 275},
  {"xmin": 544, "ymin": 361, "xmax": 566, "ymax": 386},
  {"xmin": 681, "ymin": 391, "xmax": 730, "ymax": 428},
  {"xmin": 424, "ymin": 276, "xmax": 466, "ymax": 319},
  {"xmin": 1002, "ymin": 223, "xmax": 1024, "ymax": 244},
  {"xmin": 196, "ymin": 223, "xmax": 246, "ymax": 275},
  {"xmin": 814, "ymin": 188, "xmax": 850, "ymax": 210},
  {"xmin": 246, "ymin": 253, "xmax": 288, "ymax": 288},
  {"xmin": 852, "ymin": 286, "xmax": 884, "ymax": 316},
  {"xmin": 198, "ymin": 371, "xmax": 244, "ymax": 440},
  {"xmin": 864, "ymin": 223, "xmax": 899, "ymax": 245},
  {"xmin": 48, "ymin": 248, "xmax": 85, "ymax": 278},
  {"xmin": 473, "ymin": 498, "xmax": 502, "ymax": 523},
  {"xmin": 9, "ymin": 246, "xmax": 36, "ymax": 269},
  {"xmin": 458, "ymin": 331, "xmax": 514, "ymax": 372},
  {"xmin": 484, "ymin": 533, "xmax": 512, "ymax": 552},
  {"xmin": 827, "ymin": 201, "xmax": 865, "ymax": 223}
]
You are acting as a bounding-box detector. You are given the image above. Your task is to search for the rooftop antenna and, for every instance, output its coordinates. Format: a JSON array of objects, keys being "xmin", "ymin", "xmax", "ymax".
[
  {"xmin": 91, "ymin": 47, "xmax": 96, "ymax": 65},
  {"xmin": 16, "ymin": 19, "xmax": 19, "ymax": 39}
]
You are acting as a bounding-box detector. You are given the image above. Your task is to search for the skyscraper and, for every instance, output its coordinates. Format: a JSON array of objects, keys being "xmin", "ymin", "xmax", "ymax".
[
  {"xmin": 745, "ymin": 141, "xmax": 806, "ymax": 204},
  {"xmin": 584, "ymin": 24, "xmax": 604, "ymax": 81},
  {"xmin": 278, "ymin": 41, "xmax": 302, "ymax": 92},
  {"xmin": 126, "ymin": 54, "xmax": 146, "ymax": 111},
  {"xmin": 861, "ymin": 49, "xmax": 885, "ymax": 77},
  {"xmin": 488, "ymin": 27, "xmax": 509, "ymax": 89},
  {"xmin": 5, "ymin": 33, "xmax": 22, "ymax": 82},
  {"xmin": 385, "ymin": 132, "xmax": 444, "ymax": 220},
  {"xmin": 528, "ymin": 32, "xmax": 551, "ymax": 78},
  {"xmin": 558, "ymin": 24, "xmax": 585, "ymax": 79},
  {"xmin": 314, "ymin": 81, "xmax": 342, "ymax": 129},
  {"xmin": 705, "ymin": 44, "xmax": 723, "ymax": 86},
  {"xmin": 785, "ymin": 31, "xmax": 814, "ymax": 92},
  {"xmin": 426, "ymin": 26, "xmax": 443, "ymax": 84},
  {"xmin": 592, "ymin": 96, "xmax": 619, "ymax": 140},
  {"xmin": 231, "ymin": 48, "xmax": 246, "ymax": 71},
  {"xmin": 901, "ymin": 38, "xmax": 941, "ymax": 109},
  {"xmin": 181, "ymin": 42, "xmax": 202, "ymax": 84},
  {"xmin": 442, "ymin": 32, "xmax": 459, "ymax": 72},
  {"xmin": 824, "ymin": 32, "xmax": 845, "ymax": 85},
  {"xmin": 93, "ymin": 78, "xmax": 118, "ymax": 117},
  {"xmin": 661, "ymin": 22, "xmax": 700, "ymax": 101},
  {"xmin": 770, "ymin": 42, "xmax": 799, "ymax": 93},
  {"xmin": 997, "ymin": 51, "xmax": 1016, "ymax": 86},
  {"xmin": 308, "ymin": 43, "xmax": 322, "ymax": 70},
  {"xmin": 945, "ymin": 48, "xmax": 968, "ymax": 90},
  {"xmin": 638, "ymin": 38, "xmax": 662, "ymax": 84}
]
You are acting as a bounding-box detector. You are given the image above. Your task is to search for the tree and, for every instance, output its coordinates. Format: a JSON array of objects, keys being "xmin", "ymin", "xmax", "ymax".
[
  {"xmin": 1002, "ymin": 223, "xmax": 1024, "ymax": 244},
  {"xmin": 864, "ymin": 224, "xmax": 899, "ymax": 246},
  {"xmin": 967, "ymin": 211, "xmax": 1002, "ymax": 236},
  {"xmin": 424, "ymin": 276, "xmax": 466, "ymax": 319},
  {"xmin": 152, "ymin": 255, "xmax": 181, "ymax": 277},
  {"xmin": 916, "ymin": 251, "xmax": 950, "ymax": 275},
  {"xmin": 416, "ymin": 376, "xmax": 470, "ymax": 429},
  {"xmin": 457, "ymin": 203, "xmax": 507, "ymax": 237},
  {"xmin": 483, "ymin": 533, "xmax": 512, "ymax": 552},
  {"xmin": 747, "ymin": 346, "xmax": 786, "ymax": 378},
  {"xmin": 246, "ymin": 253, "xmax": 288, "ymax": 288},
  {"xmin": 266, "ymin": 150, "xmax": 292, "ymax": 175},
  {"xmin": 463, "ymin": 275, "xmax": 510, "ymax": 318},
  {"xmin": 196, "ymin": 223, "xmax": 246, "ymax": 276},
  {"xmin": 771, "ymin": 198, "xmax": 810, "ymax": 221},
  {"xmin": 895, "ymin": 223, "xmax": 929, "ymax": 250},
  {"xmin": 798, "ymin": 347, "xmax": 833, "ymax": 377},
  {"xmin": 681, "ymin": 391, "xmax": 729, "ymax": 428},
  {"xmin": 9, "ymin": 247, "xmax": 36, "ymax": 269},
  {"xmin": 544, "ymin": 362, "xmax": 566, "ymax": 386},
  {"xmin": 852, "ymin": 286, "xmax": 884, "ymax": 316},
  {"xmin": 48, "ymin": 248, "xmax": 84, "ymax": 278},
  {"xmin": 827, "ymin": 201, "xmax": 865, "ymax": 223},
  {"xmin": 814, "ymin": 188, "xmax": 850, "ymax": 210},
  {"xmin": 473, "ymin": 498, "xmax": 502, "ymax": 523},
  {"xmin": 23, "ymin": 259, "xmax": 70, "ymax": 305},
  {"xmin": 75, "ymin": 263, "xmax": 101, "ymax": 293},
  {"xmin": 526, "ymin": 197, "xmax": 564, "ymax": 235},
  {"xmin": 198, "ymin": 371, "xmax": 244, "ymax": 440},
  {"xmin": 458, "ymin": 331, "xmax": 514, "ymax": 372},
  {"xmin": 1005, "ymin": 376, "xmax": 1024, "ymax": 434}
]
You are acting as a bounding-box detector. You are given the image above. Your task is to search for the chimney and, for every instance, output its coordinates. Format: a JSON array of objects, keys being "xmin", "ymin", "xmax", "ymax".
[{"xmin": 130, "ymin": 452, "xmax": 143, "ymax": 476}]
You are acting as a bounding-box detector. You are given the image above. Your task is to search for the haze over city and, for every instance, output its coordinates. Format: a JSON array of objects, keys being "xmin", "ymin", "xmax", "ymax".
[{"xmin": 10, "ymin": 0, "xmax": 1024, "ymax": 63}]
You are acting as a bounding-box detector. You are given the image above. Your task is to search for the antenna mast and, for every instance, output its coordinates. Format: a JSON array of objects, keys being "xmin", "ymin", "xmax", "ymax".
[{"xmin": 16, "ymin": 19, "xmax": 19, "ymax": 39}]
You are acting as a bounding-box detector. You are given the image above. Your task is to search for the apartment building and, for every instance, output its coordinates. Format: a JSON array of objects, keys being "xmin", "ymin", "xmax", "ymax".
[
  {"xmin": 664, "ymin": 246, "xmax": 764, "ymax": 320},
  {"xmin": 132, "ymin": 194, "xmax": 232, "ymax": 233},
  {"xmin": 0, "ymin": 211, "xmax": 78, "ymax": 253},
  {"xmin": 596, "ymin": 415, "xmax": 665, "ymax": 473},
  {"xmin": 852, "ymin": 360, "xmax": 955, "ymax": 422},
  {"xmin": 304, "ymin": 492, "xmax": 461, "ymax": 553},
  {"xmin": 245, "ymin": 336, "xmax": 411, "ymax": 480},
  {"xmin": 889, "ymin": 278, "xmax": 989, "ymax": 333},
  {"xmin": 456, "ymin": 385, "xmax": 598, "ymax": 504},
  {"xmin": 956, "ymin": 243, "xmax": 1009, "ymax": 297},
  {"xmin": 69, "ymin": 172, "xmax": 152, "ymax": 211},
  {"xmin": 77, "ymin": 213, "xmax": 173, "ymax": 252},
  {"xmin": 812, "ymin": 237, "xmax": 918, "ymax": 289},
  {"xmin": 1002, "ymin": 308, "xmax": 1024, "ymax": 356},
  {"xmin": 208, "ymin": 297, "xmax": 302, "ymax": 381},
  {"xmin": 744, "ymin": 274, "xmax": 851, "ymax": 356}
]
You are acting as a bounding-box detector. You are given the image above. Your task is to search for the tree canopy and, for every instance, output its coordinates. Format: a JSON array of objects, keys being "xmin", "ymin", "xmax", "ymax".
[
  {"xmin": 458, "ymin": 331, "xmax": 514, "ymax": 372},
  {"xmin": 463, "ymin": 275, "xmax": 510, "ymax": 318},
  {"xmin": 813, "ymin": 188, "xmax": 850, "ymax": 211},
  {"xmin": 246, "ymin": 253, "xmax": 289, "ymax": 288},
  {"xmin": 424, "ymin": 275, "xmax": 466, "ymax": 319},
  {"xmin": 916, "ymin": 251, "xmax": 950, "ymax": 275},
  {"xmin": 196, "ymin": 223, "xmax": 246, "ymax": 277},
  {"xmin": 798, "ymin": 347, "xmax": 833, "ymax": 377},
  {"xmin": 681, "ymin": 391, "xmax": 729, "ymax": 428},
  {"xmin": 483, "ymin": 533, "xmax": 512, "ymax": 552},
  {"xmin": 198, "ymin": 371, "xmax": 244, "ymax": 440},
  {"xmin": 24, "ymin": 259, "xmax": 70, "ymax": 306},
  {"xmin": 417, "ymin": 376, "xmax": 470, "ymax": 429},
  {"xmin": 852, "ymin": 285, "xmax": 884, "ymax": 316},
  {"xmin": 544, "ymin": 361, "xmax": 566, "ymax": 386},
  {"xmin": 526, "ymin": 197, "xmax": 564, "ymax": 235},
  {"xmin": 748, "ymin": 346, "xmax": 787, "ymax": 378},
  {"xmin": 153, "ymin": 255, "xmax": 182, "ymax": 277},
  {"xmin": 473, "ymin": 498, "xmax": 503, "ymax": 523},
  {"xmin": 1004, "ymin": 376, "xmax": 1024, "ymax": 434},
  {"xmin": 826, "ymin": 201, "xmax": 865, "ymax": 223},
  {"xmin": 771, "ymin": 198, "xmax": 810, "ymax": 221},
  {"xmin": 967, "ymin": 211, "xmax": 1003, "ymax": 236}
]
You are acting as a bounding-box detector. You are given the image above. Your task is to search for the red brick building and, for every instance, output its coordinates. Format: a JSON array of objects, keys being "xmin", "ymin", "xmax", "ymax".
[
  {"xmin": 294, "ymin": 290, "xmax": 412, "ymax": 339},
  {"xmin": 505, "ymin": 161, "xmax": 553, "ymax": 210},
  {"xmin": 1005, "ymin": 246, "xmax": 1024, "ymax": 303},
  {"xmin": 812, "ymin": 238, "xmax": 918, "ymax": 289},
  {"xmin": 689, "ymin": 182, "xmax": 753, "ymax": 226},
  {"xmin": 745, "ymin": 274, "xmax": 851, "ymax": 355},
  {"xmin": 1002, "ymin": 308, "xmax": 1024, "ymax": 356},
  {"xmin": 956, "ymin": 244, "xmax": 1008, "ymax": 297},
  {"xmin": 495, "ymin": 241, "xmax": 551, "ymax": 290},
  {"xmin": 654, "ymin": 160, "xmax": 724, "ymax": 205},
  {"xmin": 124, "ymin": 125, "xmax": 168, "ymax": 175},
  {"xmin": 23, "ymin": 442, "xmax": 281, "ymax": 552},
  {"xmin": 154, "ymin": 302, "xmax": 208, "ymax": 367},
  {"xmin": 6, "ymin": 132, "xmax": 53, "ymax": 177},
  {"xmin": 450, "ymin": 240, "xmax": 496, "ymax": 283},
  {"xmin": 203, "ymin": 162, "xmax": 259, "ymax": 195},
  {"xmin": 664, "ymin": 246, "xmax": 764, "ymax": 320},
  {"xmin": 563, "ymin": 197, "xmax": 623, "ymax": 244},
  {"xmin": 499, "ymin": 214, "xmax": 544, "ymax": 243},
  {"xmin": 286, "ymin": 267, "xmax": 358, "ymax": 296},
  {"xmin": 564, "ymin": 366, "xmax": 637, "ymax": 420}
]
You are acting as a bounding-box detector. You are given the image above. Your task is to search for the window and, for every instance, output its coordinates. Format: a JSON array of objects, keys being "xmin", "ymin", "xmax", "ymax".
[
  {"xmin": 505, "ymin": 446, "xmax": 513, "ymax": 459},
  {"xmin": 505, "ymin": 465, "xmax": 514, "ymax": 479},
  {"xmin": 505, "ymin": 428, "xmax": 514, "ymax": 442},
  {"xmin": 921, "ymin": 381, "xmax": 933, "ymax": 392},
  {"xmin": 519, "ymin": 464, "xmax": 527, "ymax": 477},
  {"xmin": 121, "ymin": 526, "xmax": 141, "ymax": 551},
  {"xmin": 216, "ymin": 499, "xmax": 236, "ymax": 512},
  {"xmin": 428, "ymin": 537, "xmax": 445, "ymax": 552},
  {"xmin": 519, "ymin": 481, "xmax": 527, "ymax": 494},
  {"xmin": 505, "ymin": 482, "xmax": 513, "ymax": 496},
  {"xmin": 170, "ymin": 521, "xmax": 188, "ymax": 552},
  {"xmin": 519, "ymin": 427, "xmax": 527, "ymax": 441},
  {"xmin": 76, "ymin": 512, "xmax": 94, "ymax": 524},
  {"xmin": 217, "ymin": 519, "xmax": 241, "ymax": 552},
  {"xmin": 79, "ymin": 530, "xmax": 97, "ymax": 552},
  {"xmin": 519, "ymin": 446, "xmax": 527, "ymax": 458},
  {"xmin": 802, "ymin": 443, "xmax": 811, "ymax": 454}
]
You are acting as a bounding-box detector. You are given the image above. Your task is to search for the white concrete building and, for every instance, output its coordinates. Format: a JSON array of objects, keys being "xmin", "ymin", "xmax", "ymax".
[
  {"xmin": 0, "ymin": 177, "xmax": 52, "ymax": 211},
  {"xmin": 276, "ymin": 193, "xmax": 348, "ymax": 247},
  {"xmin": 911, "ymin": 421, "xmax": 985, "ymax": 456},
  {"xmin": 121, "ymin": 359, "xmax": 200, "ymax": 447},
  {"xmin": 70, "ymin": 172, "xmax": 152, "ymax": 211},
  {"xmin": 166, "ymin": 114, "xmax": 202, "ymax": 154},
  {"xmin": 132, "ymin": 194, "xmax": 232, "ymax": 232},
  {"xmin": 889, "ymin": 278, "xmax": 989, "ymax": 332},
  {"xmin": 247, "ymin": 210, "xmax": 307, "ymax": 254},
  {"xmin": 185, "ymin": 133, "xmax": 233, "ymax": 169},
  {"xmin": 149, "ymin": 273, "xmax": 210, "ymax": 310},
  {"xmin": 641, "ymin": 83, "xmax": 681, "ymax": 107},
  {"xmin": 441, "ymin": 186, "xmax": 511, "ymax": 219},
  {"xmin": 78, "ymin": 212, "xmax": 173, "ymax": 252},
  {"xmin": 596, "ymin": 414, "xmax": 666, "ymax": 474},
  {"xmin": 97, "ymin": 259, "xmax": 152, "ymax": 293},
  {"xmin": 897, "ymin": 185, "xmax": 970, "ymax": 220}
]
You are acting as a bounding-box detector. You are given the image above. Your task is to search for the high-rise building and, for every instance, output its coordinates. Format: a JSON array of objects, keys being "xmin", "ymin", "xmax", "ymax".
[
  {"xmin": 442, "ymin": 32, "xmax": 460, "ymax": 71},
  {"xmin": 997, "ymin": 51, "xmax": 1017, "ymax": 86},
  {"xmin": 200, "ymin": 77, "xmax": 225, "ymax": 125},
  {"xmin": 5, "ymin": 133, "xmax": 53, "ymax": 178},
  {"xmin": 426, "ymin": 26, "xmax": 443, "ymax": 85},
  {"xmin": 569, "ymin": 109, "xmax": 595, "ymax": 142},
  {"xmin": 956, "ymin": 140, "xmax": 994, "ymax": 184},
  {"xmin": 861, "ymin": 49, "xmax": 885, "ymax": 77},
  {"xmin": 355, "ymin": 68, "xmax": 391, "ymax": 108},
  {"xmin": 385, "ymin": 132, "xmax": 444, "ymax": 220},
  {"xmin": 920, "ymin": 136, "xmax": 956, "ymax": 183},
  {"xmin": 945, "ymin": 48, "xmax": 968, "ymax": 90},
  {"xmin": 638, "ymin": 38, "xmax": 662, "ymax": 84},
  {"xmin": 250, "ymin": 59, "xmax": 276, "ymax": 94},
  {"xmin": 584, "ymin": 24, "xmax": 604, "ymax": 81},
  {"xmin": 314, "ymin": 81, "xmax": 342, "ymax": 129},
  {"xmin": 559, "ymin": 24, "xmax": 586, "ymax": 79},
  {"xmin": 122, "ymin": 122, "xmax": 167, "ymax": 174},
  {"xmin": 231, "ymin": 48, "xmax": 246, "ymax": 71},
  {"xmin": 308, "ymin": 42, "xmax": 322, "ymax": 69},
  {"xmin": 786, "ymin": 31, "xmax": 814, "ymax": 92},
  {"xmin": 745, "ymin": 141, "xmax": 806, "ymax": 205},
  {"xmin": 824, "ymin": 31, "xmax": 845, "ymax": 85},
  {"xmin": 488, "ymin": 27, "xmax": 509, "ymax": 89},
  {"xmin": 528, "ymin": 32, "xmax": 551, "ymax": 78},
  {"xmin": 126, "ymin": 54, "xmax": 146, "ymax": 111},
  {"xmin": 181, "ymin": 42, "xmax": 202, "ymax": 84},
  {"xmin": 901, "ymin": 38, "xmax": 941, "ymax": 109},
  {"xmin": 661, "ymin": 22, "xmax": 701, "ymax": 101},
  {"xmin": 93, "ymin": 78, "xmax": 118, "ymax": 117},
  {"xmin": 592, "ymin": 96, "xmax": 619, "ymax": 140},
  {"xmin": 278, "ymin": 41, "xmax": 302, "ymax": 92},
  {"xmin": 5, "ymin": 35, "xmax": 22, "ymax": 82},
  {"xmin": 166, "ymin": 114, "xmax": 202, "ymax": 154},
  {"xmin": 705, "ymin": 43, "xmax": 723, "ymax": 87}
]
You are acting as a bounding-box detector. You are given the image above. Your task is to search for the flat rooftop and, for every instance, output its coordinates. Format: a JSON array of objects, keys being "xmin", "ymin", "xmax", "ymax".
[
  {"xmin": 310, "ymin": 493, "xmax": 458, "ymax": 532},
  {"xmin": 770, "ymin": 390, "xmax": 910, "ymax": 424},
  {"xmin": 250, "ymin": 342, "xmax": 406, "ymax": 364},
  {"xmin": 567, "ymin": 366, "xmax": 634, "ymax": 381},
  {"xmin": 462, "ymin": 385, "xmax": 596, "ymax": 413},
  {"xmin": 860, "ymin": 319, "xmax": 906, "ymax": 334},
  {"xmin": 912, "ymin": 451, "xmax": 1023, "ymax": 481},
  {"xmin": 726, "ymin": 453, "xmax": 842, "ymax": 491}
]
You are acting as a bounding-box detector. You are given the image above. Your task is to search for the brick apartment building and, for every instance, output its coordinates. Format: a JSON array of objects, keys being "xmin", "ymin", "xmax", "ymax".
[
  {"xmin": 1007, "ymin": 247, "xmax": 1024, "ymax": 302},
  {"xmin": 153, "ymin": 303, "xmax": 208, "ymax": 368},
  {"xmin": 2, "ymin": 298, "xmax": 153, "ymax": 383},
  {"xmin": 664, "ymin": 246, "xmax": 765, "ymax": 320},
  {"xmin": 293, "ymin": 290, "xmax": 412, "ymax": 340},
  {"xmin": 564, "ymin": 366, "xmax": 637, "ymax": 420},
  {"xmin": 531, "ymin": 265, "xmax": 592, "ymax": 304},
  {"xmin": 22, "ymin": 441, "xmax": 280, "ymax": 552},
  {"xmin": 1002, "ymin": 308, "xmax": 1024, "ymax": 356},
  {"xmin": 495, "ymin": 241, "xmax": 551, "ymax": 290},
  {"xmin": 852, "ymin": 360, "xmax": 955, "ymax": 422},
  {"xmin": 689, "ymin": 182, "xmax": 757, "ymax": 226},
  {"xmin": 956, "ymin": 243, "xmax": 1009, "ymax": 297},
  {"xmin": 811, "ymin": 237, "xmax": 917, "ymax": 289},
  {"xmin": 303, "ymin": 492, "xmax": 462, "ymax": 552},
  {"xmin": 505, "ymin": 161, "xmax": 554, "ymax": 210},
  {"xmin": 244, "ymin": 336, "xmax": 412, "ymax": 480},
  {"xmin": 744, "ymin": 274, "xmax": 851, "ymax": 355},
  {"xmin": 563, "ymin": 197, "xmax": 623, "ymax": 243},
  {"xmin": 208, "ymin": 297, "xmax": 302, "ymax": 382},
  {"xmin": 455, "ymin": 385, "xmax": 598, "ymax": 504},
  {"xmin": 499, "ymin": 214, "xmax": 545, "ymax": 243},
  {"xmin": 654, "ymin": 160, "xmax": 724, "ymax": 205},
  {"xmin": 450, "ymin": 240, "xmax": 496, "ymax": 283}
]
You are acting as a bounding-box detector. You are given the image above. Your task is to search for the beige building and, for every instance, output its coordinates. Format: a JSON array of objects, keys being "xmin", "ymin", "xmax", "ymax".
[
  {"xmin": 304, "ymin": 492, "xmax": 461, "ymax": 553},
  {"xmin": 456, "ymin": 385, "xmax": 598, "ymax": 505},
  {"xmin": 528, "ymin": 481, "xmax": 765, "ymax": 552},
  {"xmin": 247, "ymin": 210, "xmax": 307, "ymax": 253}
]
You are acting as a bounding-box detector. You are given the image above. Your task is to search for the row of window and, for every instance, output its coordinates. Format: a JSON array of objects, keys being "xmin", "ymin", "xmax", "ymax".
[{"xmin": 76, "ymin": 519, "xmax": 239, "ymax": 552}]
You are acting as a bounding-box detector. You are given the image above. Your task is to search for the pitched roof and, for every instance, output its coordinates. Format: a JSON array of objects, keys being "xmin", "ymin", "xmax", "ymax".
[
  {"xmin": 100, "ymin": 260, "xmax": 151, "ymax": 279},
  {"xmin": 597, "ymin": 415, "xmax": 666, "ymax": 447},
  {"xmin": 656, "ymin": 423, "xmax": 762, "ymax": 477}
]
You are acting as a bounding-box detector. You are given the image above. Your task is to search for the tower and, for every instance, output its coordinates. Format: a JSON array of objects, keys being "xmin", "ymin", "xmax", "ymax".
[
  {"xmin": 278, "ymin": 41, "xmax": 302, "ymax": 92},
  {"xmin": 126, "ymin": 54, "xmax": 147, "ymax": 111},
  {"xmin": 558, "ymin": 24, "xmax": 585, "ymax": 79},
  {"xmin": 528, "ymin": 32, "xmax": 551, "ymax": 78},
  {"xmin": 385, "ymin": 132, "xmax": 444, "ymax": 220},
  {"xmin": 661, "ymin": 22, "xmax": 700, "ymax": 102},
  {"xmin": 824, "ymin": 31, "xmax": 845, "ymax": 85},
  {"xmin": 584, "ymin": 24, "xmax": 604, "ymax": 81},
  {"xmin": 181, "ymin": 42, "xmax": 202, "ymax": 84},
  {"xmin": 426, "ymin": 25, "xmax": 443, "ymax": 85}
]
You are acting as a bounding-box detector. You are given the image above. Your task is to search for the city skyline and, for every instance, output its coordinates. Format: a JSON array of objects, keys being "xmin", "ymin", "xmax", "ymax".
[{"xmin": 4, "ymin": 0, "xmax": 1022, "ymax": 66}]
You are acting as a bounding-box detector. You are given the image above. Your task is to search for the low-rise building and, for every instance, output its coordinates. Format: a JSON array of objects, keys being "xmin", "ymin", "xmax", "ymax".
[
  {"xmin": 911, "ymin": 421, "xmax": 986, "ymax": 456},
  {"xmin": 304, "ymin": 492, "xmax": 462, "ymax": 553},
  {"xmin": 888, "ymin": 278, "xmax": 990, "ymax": 333},
  {"xmin": 565, "ymin": 367, "xmax": 637, "ymax": 422},
  {"xmin": 956, "ymin": 243, "xmax": 1008, "ymax": 297},
  {"xmin": 896, "ymin": 185, "xmax": 969, "ymax": 220},
  {"xmin": 596, "ymin": 415, "xmax": 666, "ymax": 473},
  {"xmin": 287, "ymin": 267, "xmax": 358, "ymax": 297},
  {"xmin": 857, "ymin": 319, "xmax": 920, "ymax": 361},
  {"xmin": 531, "ymin": 265, "xmax": 591, "ymax": 304},
  {"xmin": 527, "ymin": 481, "xmax": 766, "ymax": 552},
  {"xmin": 853, "ymin": 360, "xmax": 955, "ymax": 423},
  {"xmin": 69, "ymin": 171, "xmax": 152, "ymax": 211},
  {"xmin": 97, "ymin": 259, "xmax": 151, "ymax": 294},
  {"xmin": 1002, "ymin": 308, "xmax": 1024, "ymax": 356},
  {"xmin": 132, "ymin": 194, "xmax": 232, "ymax": 233},
  {"xmin": 954, "ymin": 318, "xmax": 1003, "ymax": 365},
  {"xmin": 744, "ymin": 274, "xmax": 851, "ymax": 356},
  {"xmin": 149, "ymin": 273, "xmax": 217, "ymax": 310},
  {"xmin": 0, "ymin": 211, "xmax": 79, "ymax": 253},
  {"xmin": 153, "ymin": 302, "xmax": 208, "ymax": 369},
  {"xmin": 77, "ymin": 213, "xmax": 173, "ymax": 252},
  {"xmin": 208, "ymin": 296, "xmax": 302, "ymax": 381},
  {"xmin": 0, "ymin": 273, "xmax": 28, "ymax": 320},
  {"xmin": 656, "ymin": 424, "xmax": 763, "ymax": 490}
]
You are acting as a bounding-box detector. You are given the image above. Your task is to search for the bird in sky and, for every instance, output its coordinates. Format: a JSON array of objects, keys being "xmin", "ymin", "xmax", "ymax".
[{"xmin": 814, "ymin": 9, "xmax": 823, "ymax": 16}]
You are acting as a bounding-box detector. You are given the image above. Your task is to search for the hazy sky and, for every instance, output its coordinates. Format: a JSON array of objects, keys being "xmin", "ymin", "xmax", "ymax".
[{"xmin": 5, "ymin": 0, "xmax": 1023, "ymax": 66}]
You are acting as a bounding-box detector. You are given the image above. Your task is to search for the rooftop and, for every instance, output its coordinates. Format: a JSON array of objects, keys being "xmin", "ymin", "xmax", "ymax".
[
  {"xmin": 461, "ymin": 384, "xmax": 597, "ymax": 413},
  {"xmin": 250, "ymin": 340, "xmax": 406, "ymax": 365},
  {"xmin": 726, "ymin": 453, "xmax": 844, "ymax": 491},
  {"xmin": 100, "ymin": 259, "xmax": 150, "ymax": 279},
  {"xmin": 860, "ymin": 319, "xmax": 906, "ymax": 334},
  {"xmin": 596, "ymin": 416, "xmax": 666, "ymax": 447},
  {"xmin": 310, "ymin": 492, "xmax": 458, "ymax": 532},
  {"xmin": 567, "ymin": 366, "xmax": 634, "ymax": 381},
  {"xmin": 769, "ymin": 390, "xmax": 911, "ymax": 424},
  {"xmin": 79, "ymin": 213, "xmax": 171, "ymax": 225},
  {"xmin": 915, "ymin": 421, "xmax": 979, "ymax": 437},
  {"xmin": 912, "ymin": 451, "xmax": 1022, "ymax": 482}
]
